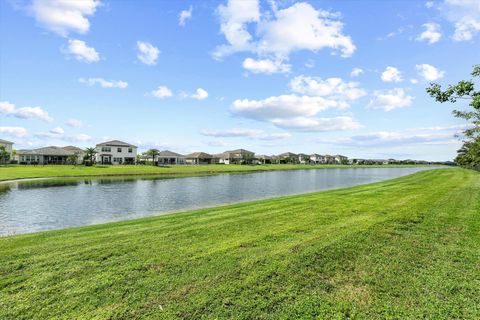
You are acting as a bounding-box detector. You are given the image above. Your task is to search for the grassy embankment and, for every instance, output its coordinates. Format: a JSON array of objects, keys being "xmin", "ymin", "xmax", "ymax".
[
  {"xmin": 1, "ymin": 168, "xmax": 479, "ymax": 319},
  {"xmin": 0, "ymin": 163, "xmax": 431, "ymax": 182}
]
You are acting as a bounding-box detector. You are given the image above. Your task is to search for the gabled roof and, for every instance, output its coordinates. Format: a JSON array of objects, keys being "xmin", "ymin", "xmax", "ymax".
[
  {"xmin": 185, "ymin": 152, "xmax": 212, "ymax": 158},
  {"xmin": 17, "ymin": 146, "xmax": 76, "ymax": 156},
  {"xmin": 63, "ymin": 146, "xmax": 84, "ymax": 153},
  {"xmin": 224, "ymin": 148, "xmax": 255, "ymax": 154},
  {"xmin": 96, "ymin": 140, "xmax": 137, "ymax": 147},
  {"xmin": 279, "ymin": 152, "xmax": 297, "ymax": 157},
  {"xmin": 158, "ymin": 150, "xmax": 184, "ymax": 157},
  {"xmin": 0, "ymin": 139, "xmax": 14, "ymax": 144}
]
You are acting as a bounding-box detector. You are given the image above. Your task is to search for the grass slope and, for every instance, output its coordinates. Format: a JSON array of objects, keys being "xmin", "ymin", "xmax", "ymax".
[
  {"xmin": 0, "ymin": 164, "xmax": 429, "ymax": 181},
  {"xmin": 1, "ymin": 168, "xmax": 479, "ymax": 319}
]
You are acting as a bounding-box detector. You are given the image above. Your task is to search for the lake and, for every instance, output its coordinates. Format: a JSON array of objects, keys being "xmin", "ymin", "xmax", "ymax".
[{"xmin": 0, "ymin": 167, "xmax": 439, "ymax": 235}]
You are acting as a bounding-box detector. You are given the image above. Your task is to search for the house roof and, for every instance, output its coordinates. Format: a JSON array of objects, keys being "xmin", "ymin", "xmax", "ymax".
[
  {"xmin": 96, "ymin": 140, "xmax": 137, "ymax": 147},
  {"xmin": 279, "ymin": 152, "xmax": 297, "ymax": 157},
  {"xmin": 158, "ymin": 150, "xmax": 184, "ymax": 157},
  {"xmin": 0, "ymin": 139, "xmax": 14, "ymax": 144},
  {"xmin": 17, "ymin": 146, "xmax": 77, "ymax": 156},
  {"xmin": 256, "ymin": 155, "xmax": 272, "ymax": 159},
  {"xmin": 63, "ymin": 146, "xmax": 84, "ymax": 153},
  {"xmin": 224, "ymin": 148, "xmax": 255, "ymax": 154},
  {"xmin": 185, "ymin": 152, "xmax": 212, "ymax": 159}
]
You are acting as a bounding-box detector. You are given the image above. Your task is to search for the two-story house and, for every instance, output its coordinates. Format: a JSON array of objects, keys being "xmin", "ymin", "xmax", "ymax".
[
  {"xmin": 0, "ymin": 139, "xmax": 13, "ymax": 156},
  {"xmin": 218, "ymin": 149, "xmax": 255, "ymax": 164},
  {"xmin": 95, "ymin": 140, "xmax": 137, "ymax": 165}
]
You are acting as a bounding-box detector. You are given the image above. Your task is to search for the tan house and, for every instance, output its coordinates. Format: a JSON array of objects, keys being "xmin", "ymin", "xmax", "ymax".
[
  {"xmin": 218, "ymin": 149, "xmax": 255, "ymax": 164},
  {"xmin": 278, "ymin": 152, "xmax": 298, "ymax": 164},
  {"xmin": 185, "ymin": 152, "xmax": 213, "ymax": 165},
  {"xmin": 157, "ymin": 150, "xmax": 185, "ymax": 165},
  {"xmin": 18, "ymin": 146, "xmax": 84, "ymax": 165}
]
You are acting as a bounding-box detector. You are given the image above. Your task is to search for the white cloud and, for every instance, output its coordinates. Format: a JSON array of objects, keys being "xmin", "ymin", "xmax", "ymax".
[
  {"xmin": 325, "ymin": 131, "xmax": 456, "ymax": 147},
  {"xmin": 206, "ymin": 139, "xmax": 229, "ymax": 147},
  {"xmin": 65, "ymin": 39, "xmax": 100, "ymax": 63},
  {"xmin": 367, "ymin": 88, "xmax": 413, "ymax": 112},
  {"xmin": 29, "ymin": 0, "xmax": 100, "ymax": 36},
  {"xmin": 201, "ymin": 128, "xmax": 291, "ymax": 140},
  {"xmin": 381, "ymin": 66, "xmax": 403, "ymax": 82},
  {"xmin": 350, "ymin": 67, "xmax": 363, "ymax": 77},
  {"xmin": 151, "ymin": 86, "xmax": 173, "ymax": 99},
  {"xmin": 214, "ymin": 1, "xmax": 355, "ymax": 61},
  {"xmin": 289, "ymin": 76, "xmax": 367, "ymax": 101},
  {"xmin": 0, "ymin": 126, "xmax": 28, "ymax": 138},
  {"xmin": 440, "ymin": 0, "xmax": 480, "ymax": 41},
  {"xmin": 242, "ymin": 57, "xmax": 291, "ymax": 74},
  {"xmin": 0, "ymin": 101, "xmax": 54, "ymax": 122},
  {"xmin": 136, "ymin": 41, "xmax": 159, "ymax": 65},
  {"xmin": 416, "ymin": 23, "xmax": 442, "ymax": 44},
  {"xmin": 232, "ymin": 94, "xmax": 345, "ymax": 121},
  {"xmin": 179, "ymin": 6, "xmax": 193, "ymax": 26},
  {"xmin": 50, "ymin": 126, "xmax": 64, "ymax": 135},
  {"xmin": 66, "ymin": 133, "xmax": 92, "ymax": 142},
  {"xmin": 271, "ymin": 116, "xmax": 361, "ymax": 132},
  {"xmin": 410, "ymin": 79, "xmax": 419, "ymax": 84},
  {"xmin": 426, "ymin": 1, "xmax": 434, "ymax": 9},
  {"xmin": 415, "ymin": 64, "xmax": 445, "ymax": 81},
  {"xmin": 78, "ymin": 77, "xmax": 128, "ymax": 89},
  {"xmin": 66, "ymin": 118, "xmax": 84, "ymax": 128},
  {"xmin": 191, "ymin": 88, "xmax": 209, "ymax": 100}
]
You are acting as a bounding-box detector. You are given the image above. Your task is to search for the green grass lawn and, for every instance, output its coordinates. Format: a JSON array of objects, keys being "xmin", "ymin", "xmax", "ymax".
[
  {"xmin": 0, "ymin": 163, "xmax": 430, "ymax": 181},
  {"xmin": 1, "ymin": 168, "xmax": 479, "ymax": 319}
]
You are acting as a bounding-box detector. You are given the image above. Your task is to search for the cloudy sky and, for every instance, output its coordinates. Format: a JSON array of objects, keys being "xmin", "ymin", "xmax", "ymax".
[{"xmin": 1, "ymin": 0, "xmax": 479, "ymax": 160}]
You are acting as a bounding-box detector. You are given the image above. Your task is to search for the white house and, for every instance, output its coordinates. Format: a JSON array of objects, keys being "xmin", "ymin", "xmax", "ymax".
[
  {"xmin": 0, "ymin": 139, "xmax": 13, "ymax": 156},
  {"xmin": 95, "ymin": 140, "xmax": 137, "ymax": 165}
]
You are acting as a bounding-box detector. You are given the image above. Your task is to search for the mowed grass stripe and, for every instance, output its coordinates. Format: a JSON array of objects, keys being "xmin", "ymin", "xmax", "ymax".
[{"xmin": 0, "ymin": 168, "xmax": 479, "ymax": 319}]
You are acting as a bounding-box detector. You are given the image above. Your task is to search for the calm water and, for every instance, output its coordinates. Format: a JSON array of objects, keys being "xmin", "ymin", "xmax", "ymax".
[{"xmin": 0, "ymin": 167, "xmax": 439, "ymax": 235}]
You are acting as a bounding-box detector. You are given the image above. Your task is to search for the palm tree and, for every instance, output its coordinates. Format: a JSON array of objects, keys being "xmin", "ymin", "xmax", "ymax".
[
  {"xmin": 67, "ymin": 154, "xmax": 79, "ymax": 165},
  {"xmin": 84, "ymin": 147, "xmax": 97, "ymax": 166},
  {"xmin": 146, "ymin": 149, "xmax": 160, "ymax": 166}
]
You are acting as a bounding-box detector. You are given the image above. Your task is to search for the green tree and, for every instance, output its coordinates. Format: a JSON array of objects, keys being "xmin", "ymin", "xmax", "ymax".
[
  {"xmin": 0, "ymin": 146, "xmax": 9, "ymax": 166},
  {"xmin": 67, "ymin": 154, "xmax": 79, "ymax": 165},
  {"xmin": 146, "ymin": 149, "xmax": 160, "ymax": 166},
  {"xmin": 427, "ymin": 64, "xmax": 480, "ymax": 168},
  {"xmin": 84, "ymin": 147, "xmax": 97, "ymax": 166}
]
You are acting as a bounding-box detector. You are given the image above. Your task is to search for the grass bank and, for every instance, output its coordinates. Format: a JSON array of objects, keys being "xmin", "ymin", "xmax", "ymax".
[
  {"xmin": 1, "ymin": 168, "xmax": 479, "ymax": 319},
  {"xmin": 0, "ymin": 164, "xmax": 431, "ymax": 182}
]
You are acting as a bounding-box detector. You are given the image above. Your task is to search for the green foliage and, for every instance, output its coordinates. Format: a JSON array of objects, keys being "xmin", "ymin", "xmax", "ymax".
[
  {"xmin": 84, "ymin": 147, "xmax": 97, "ymax": 165},
  {"xmin": 1, "ymin": 169, "xmax": 479, "ymax": 318},
  {"xmin": 427, "ymin": 65, "xmax": 480, "ymax": 167},
  {"xmin": 145, "ymin": 148, "xmax": 160, "ymax": 166},
  {"xmin": 0, "ymin": 146, "xmax": 10, "ymax": 166}
]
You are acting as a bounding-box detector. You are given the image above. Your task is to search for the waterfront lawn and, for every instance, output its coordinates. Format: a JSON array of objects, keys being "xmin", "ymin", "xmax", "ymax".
[
  {"xmin": 0, "ymin": 163, "xmax": 427, "ymax": 181},
  {"xmin": 1, "ymin": 168, "xmax": 479, "ymax": 319}
]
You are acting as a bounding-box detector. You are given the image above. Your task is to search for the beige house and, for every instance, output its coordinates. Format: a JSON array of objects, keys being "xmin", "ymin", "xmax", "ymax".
[
  {"xmin": 278, "ymin": 152, "xmax": 298, "ymax": 164},
  {"xmin": 185, "ymin": 152, "xmax": 213, "ymax": 165},
  {"xmin": 157, "ymin": 150, "xmax": 185, "ymax": 165},
  {"xmin": 18, "ymin": 146, "xmax": 84, "ymax": 165},
  {"xmin": 218, "ymin": 149, "xmax": 255, "ymax": 164}
]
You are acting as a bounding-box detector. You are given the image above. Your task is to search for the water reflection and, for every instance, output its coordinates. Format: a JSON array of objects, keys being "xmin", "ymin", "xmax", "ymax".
[{"xmin": 0, "ymin": 167, "xmax": 440, "ymax": 235}]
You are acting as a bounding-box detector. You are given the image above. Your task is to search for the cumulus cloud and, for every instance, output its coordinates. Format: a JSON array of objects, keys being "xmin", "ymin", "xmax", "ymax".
[
  {"xmin": 242, "ymin": 57, "xmax": 291, "ymax": 74},
  {"xmin": 367, "ymin": 88, "xmax": 413, "ymax": 112},
  {"xmin": 350, "ymin": 67, "xmax": 363, "ymax": 77},
  {"xmin": 0, "ymin": 101, "xmax": 54, "ymax": 122},
  {"xmin": 29, "ymin": 0, "xmax": 100, "ymax": 36},
  {"xmin": 151, "ymin": 86, "xmax": 173, "ymax": 99},
  {"xmin": 416, "ymin": 64, "xmax": 445, "ymax": 81},
  {"xmin": 232, "ymin": 94, "xmax": 345, "ymax": 121},
  {"xmin": 416, "ymin": 23, "xmax": 442, "ymax": 44},
  {"xmin": 65, "ymin": 39, "xmax": 100, "ymax": 63},
  {"xmin": 179, "ymin": 6, "xmax": 192, "ymax": 26},
  {"xmin": 271, "ymin": 116, "xmax": 361, "ymax": 132},
  {"xmin": 66, "ymin": 133, "xmax": 92, "ymax": 142},
  {"xmin": 324, "ymin": 131, "xmax": 456, "ymax": 147},
  {"xmin": 191, "ymin": 88, "xmax": 209, "ymax": 100},
  {"xmin": 201, "ymin": 128, "xmax": 291, "ymax": 140},
  {"xmin": 289, "ymin": 76, "xmax": 367, "ymax": 101},
  {"xmin": 78, "ymin": 77, "xmax": 128, "ymax": 89},
  {"xmin": 50, "ymin": 126, "xmax": 64, "ymax": 135},
  {"xmin": 381, "ymin": 66, "xmax": 403, "ymax": 82},
  {"xmin": 66, "ymin": 118, "xmax": 84, "ymax": 128},
  {"xmin": 440, "ymin": 0, "xmax": 480, "ymax": 41},
  {"xmin": 206, "ymin": 139, "xmax": 229, "ymax": 147},
  {"xmin": 214, "ymin": 1, "xmax": 355, "ymax": 64},
  {"xmin": 0, "ymin": 126, "xmax": 28, "ymax": 138},
  {"xmin": 136, "ymin": 41, "xmax": 159, "ymax": 65}
]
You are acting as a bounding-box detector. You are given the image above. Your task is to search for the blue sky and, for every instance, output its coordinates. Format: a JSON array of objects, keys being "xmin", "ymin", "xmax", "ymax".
[{"xmin": 0, "ymin": 0, "xmax": 479, "ymax": 161}]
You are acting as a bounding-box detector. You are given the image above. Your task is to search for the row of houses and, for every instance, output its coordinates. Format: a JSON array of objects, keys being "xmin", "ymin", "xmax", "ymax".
[{"xmin": 1, "ymin": 138, "xmax": 437, "ymax": 166}]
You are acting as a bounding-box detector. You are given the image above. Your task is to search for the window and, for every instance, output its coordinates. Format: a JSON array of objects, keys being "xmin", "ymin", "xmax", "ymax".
[
  {"xmin": 128, "ymin": 148, "xmax": 132, "ymax": 153},
  {"xmin": 101, "ymin": 147, "xmax": 111, "ymax": 152},
  {"xmin": 117, "ymin": 147, "xmax": 122, "ymax": 153}
]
